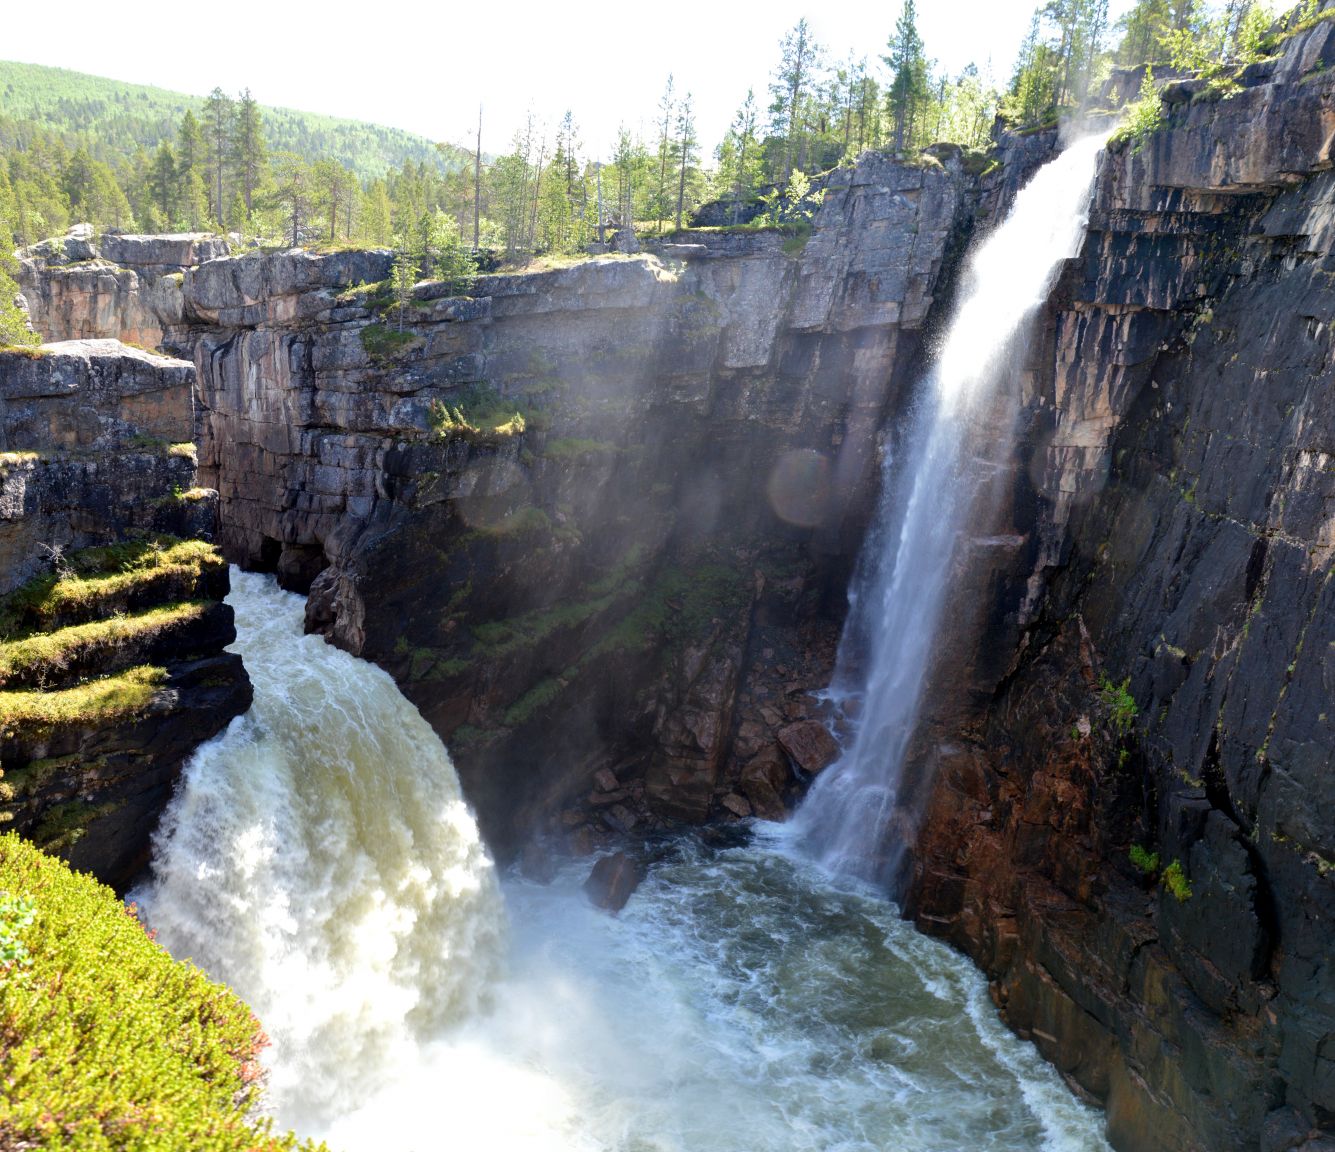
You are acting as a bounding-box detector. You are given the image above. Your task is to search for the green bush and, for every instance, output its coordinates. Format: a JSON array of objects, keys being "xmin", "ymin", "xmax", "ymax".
[
  {"xmin": 1129, "ymin": 844, "xmax": 1161, "ymax": 875},
  {"xmin": 1099, "ymin": 674, "xmax": 1139, "ymax": 739},
  {"xmin": 1110, "ymin": 66, "xmax": 1165, "ymax": 153},
  {"xmin": 0, "ymin": 833, "xmax": 319, "ymax": 1151},
  {"xmin": 1163, "ymin": 858, "xmax": 1193, "ymax": 902}
]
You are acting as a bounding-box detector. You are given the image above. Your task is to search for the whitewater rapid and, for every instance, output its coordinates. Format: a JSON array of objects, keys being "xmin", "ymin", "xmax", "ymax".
[{"xmin": 137, "ymin": 571, "xmax": 1110, "ymax": 1151}]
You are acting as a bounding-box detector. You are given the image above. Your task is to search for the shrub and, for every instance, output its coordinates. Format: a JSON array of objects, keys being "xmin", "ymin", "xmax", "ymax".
[
  {"xmin": 1129, "ymin": 844, "xmax": 1161, "ymax": 875},
  {"xmin": 0, "ymin": 833, "xmax": 319, "ymax": 1151},
  {"xmin": 427, "ymin": 385, "xmax": 527, "ymax": 443},
  {"xmin": 1163, "ymin": 858, "xmax": 1193, "ymax": 902},
  {"xmin": 1111, "ymin": 66, "xmax": 1165, "ymax": 152},
  {"xmin": 1099, "ymin": 674, "xmax": 1139, "ymax": 739}
]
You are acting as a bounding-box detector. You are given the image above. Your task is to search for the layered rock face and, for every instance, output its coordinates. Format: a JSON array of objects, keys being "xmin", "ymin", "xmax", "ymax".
[
  {"xmin": 160, "ymin": 156, "xmax": 971, "ymax": 857},
  {"xmin": 903, "ymin": 23, "xmax": 1335, "ymax": 1152},
  {"xmin": 18, "ymin": 229, "xmax": 228, "ymax": 352},
  {"xmin": 0, "ymin": 341, "xmax": 250, "ymax": 889}
]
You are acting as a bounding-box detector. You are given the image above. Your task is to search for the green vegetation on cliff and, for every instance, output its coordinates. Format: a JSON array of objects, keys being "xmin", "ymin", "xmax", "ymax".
[
  {"xmin": 0, "ymin": 832, "xmax": 315, "ymax": 1151},
  {"xmin": 0, "ymin": 537, "xmax": 221, "ymax": 635}
]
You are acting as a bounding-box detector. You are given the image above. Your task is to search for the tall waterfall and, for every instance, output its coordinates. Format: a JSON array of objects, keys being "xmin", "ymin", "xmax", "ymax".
[
  {"xmin": 133, "ymin": 571, "xmax": 504, "ymax": 1131},
  {"xmin": 793, "ymin": 134, "xmax": 1107, "ymax": 887}
]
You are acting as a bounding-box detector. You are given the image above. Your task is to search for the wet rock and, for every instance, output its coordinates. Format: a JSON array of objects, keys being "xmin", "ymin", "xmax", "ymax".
[
  {"xmin": 777, "ymin": 720, "xmax": 840, "ymax": 776},
  {"xmin": 583, "ymin": 851, "xmax": 645, "ymax": 913},
  {"xmin": 739, "ymin": 745, "xmax": 793, "ymax": 822},
  {"xmin": 720, "ymin": 793, "xmax": 752, "ymax": 819}
]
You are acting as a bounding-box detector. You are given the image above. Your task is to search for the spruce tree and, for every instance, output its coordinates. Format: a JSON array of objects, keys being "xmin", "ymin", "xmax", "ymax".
[
  {"xmin": 203, "ymin": 88, "xmax": 235, "ymax": 227},
  {"xmin": 231, "ymin": 89, "xmax": 267, "ymax": 217},
  {"xmin": 885, "ymin": 0, "xmax": 928, "ymax": 152}
]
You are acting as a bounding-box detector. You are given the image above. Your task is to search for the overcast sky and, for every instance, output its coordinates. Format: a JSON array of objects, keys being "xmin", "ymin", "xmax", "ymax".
[{"xmin": 6, "ymin": 0, "xmax": 1136, "ymax": 158}]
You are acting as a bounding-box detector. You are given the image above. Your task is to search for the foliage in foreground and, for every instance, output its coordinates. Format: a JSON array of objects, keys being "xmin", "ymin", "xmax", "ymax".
[{"xmin": 0, "ymin": 833, "xmax": 320, "ymax": 1151}]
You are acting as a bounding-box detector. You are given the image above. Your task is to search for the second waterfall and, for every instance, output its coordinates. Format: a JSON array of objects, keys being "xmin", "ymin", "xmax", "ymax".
[{"xmin": 793, "ymin": 133, "xmax": 1108, "ymax": 888}]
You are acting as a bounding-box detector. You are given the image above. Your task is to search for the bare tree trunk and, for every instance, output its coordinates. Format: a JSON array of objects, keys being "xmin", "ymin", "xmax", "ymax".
[{"xmin": 473, "ymin": 105, "xmax": 482, "ymax": 252}]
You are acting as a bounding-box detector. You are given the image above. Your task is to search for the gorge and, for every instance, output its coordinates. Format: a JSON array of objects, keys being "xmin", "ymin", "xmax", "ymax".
[{"xmin": 2, "ymin": 12, "xmax": 1335, "ymax": 1152}]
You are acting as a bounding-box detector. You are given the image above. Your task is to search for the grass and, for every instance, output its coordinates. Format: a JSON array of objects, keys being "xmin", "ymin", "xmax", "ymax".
[
  {"xmin": 0, "ymin": 601, "xmax": 208, "ymax": 688},
  {"xmin": 502, "ymin": 676, "xmax": 566, "ymax": 727},
  {"xmin": 586, "ymin": 562, "xmax": 750, "ymax": 661},
  {"xmin": 0, "ymin": 831, "xmax": 319, "ymax": 1151},
  {"xmin": 0, "ymin": 538, "xmax": 221, "ymax": 636},
  {"xmin": 471, "ymin": 551, "xmax": 644, "ymax": 660},
  {"xmin": 428, "ymin": 384, "xmax": 528, "ymax": 443},
  {"xmin": 359, "ymin": 322, "xmax": 422, "ymax": 362},
  {"xmin": 0, "ymin": 665, "xmax": 166, "ymax": 739}
]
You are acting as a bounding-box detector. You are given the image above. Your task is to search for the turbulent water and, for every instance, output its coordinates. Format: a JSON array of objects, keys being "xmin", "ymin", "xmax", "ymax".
[
  {"xmin": 133, "ymin": 570, "xmax": 504, "ymax": 1129},
  {"xmin": 792, "ymin": 134, "xmax": 1108, "ymax": 886},
  {"xmin": 138, "ymin": 572, "xmax": 1110, "ymax": 1151}
]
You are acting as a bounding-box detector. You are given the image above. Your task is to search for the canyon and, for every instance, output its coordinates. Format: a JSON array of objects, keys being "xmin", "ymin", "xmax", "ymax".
[{"xmin": 7, "ymin": 19, "xmax": 1335, "ymax": 1152}]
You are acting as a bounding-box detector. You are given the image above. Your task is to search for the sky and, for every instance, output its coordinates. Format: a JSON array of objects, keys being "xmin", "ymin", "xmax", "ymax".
[{"xmin": 5, "ymin": 0, "xmax": 1137, "ymax": 158}]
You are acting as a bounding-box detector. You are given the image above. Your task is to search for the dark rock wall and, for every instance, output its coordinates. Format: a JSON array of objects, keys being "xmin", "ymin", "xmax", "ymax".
[
  {"xmin": 0, "ymin": 341, "xmax": 250, "ymax": 889},
  {"xmin": 904, "ymin": 22, "xmax": 1335, "ymax": 1152}
]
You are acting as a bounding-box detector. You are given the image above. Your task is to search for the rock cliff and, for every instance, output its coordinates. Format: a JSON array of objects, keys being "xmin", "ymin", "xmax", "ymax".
[
  {"xmin": 902, "ymin": 20, "xmax": 1335, "ymax": 1152},
  {"xmin": 0, "ymin": 340, "xmax": 250, "ymax": 889},
  {"xmin": 31, "ymin": 155, "xmax": 967, "ymax": 859}
]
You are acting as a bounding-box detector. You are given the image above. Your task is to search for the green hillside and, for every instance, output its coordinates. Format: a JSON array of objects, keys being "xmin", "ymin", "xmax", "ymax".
[{"xmin": 0, "ymin": 59, "xmax": 467, "ymax": 179}]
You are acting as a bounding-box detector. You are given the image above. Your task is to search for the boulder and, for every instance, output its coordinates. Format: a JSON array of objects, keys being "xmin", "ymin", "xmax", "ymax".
[
  {"xmin": 583, "ymin": 851, "xmax": 645, "ymax": 913},
  {"xmin": 777, "ymin": 720, "xmax": 840, "ymax": 775}
]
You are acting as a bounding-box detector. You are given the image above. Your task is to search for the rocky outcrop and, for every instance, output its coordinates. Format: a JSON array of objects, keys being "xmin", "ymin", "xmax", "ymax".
[
  {"xmin": 17, "ymin": 228, "xmax": 229, "ymax": 352},
  {"xmin": 0, "ymin": 341, "xmax": 250, "ymax": 889},
  {"xmin": 902, "ymin": 21, "xmax": 1335, "ymax": 1152},
  {"xmin": 90, "ymin": 153, "xmax": 968, "ymax": 858}
]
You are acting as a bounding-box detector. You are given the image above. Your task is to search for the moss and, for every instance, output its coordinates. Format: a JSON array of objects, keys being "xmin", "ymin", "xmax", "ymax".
[
  {"xmin": 0, "ymin": 600, "xmax": 208, "ymax": 687},
  {"xmin": 0, "ymin": 537, "xmax": 221, "ymax": 635},
  {"xmin": 478, "ymin": 506, "xmax": 552, "ymax": 538},
  {"xmin": 31, "ymin": 798, "xmax": 123, "ymax": 852},
  {"xmin": 359, "ymin": 322, "xmax": 422, "ymax": 361},
  {"xmin": 587, "ymin": 562, "xmax": 750, "ymax": 660},
  {"xmin": 0, "ymin": 832, "xmax": 317, "ymax": 1151},
  {"xmin": 1162, "ymin": 858, "xmax": 1193, "ymax": 902},
  {"xmin": 0, "ymin": 665, "xmax": 166, "ymax": 739},
  {"xmin": 0, "ymin": 754, "xmax": 82, "ymax": 800},
  {"xmin": 502, "ymin": 676, "xmax": 566, "ymax": 727},
  {"xmin": 1129, "ymin": 844, "xmax": 1161, "ymax": 875}
]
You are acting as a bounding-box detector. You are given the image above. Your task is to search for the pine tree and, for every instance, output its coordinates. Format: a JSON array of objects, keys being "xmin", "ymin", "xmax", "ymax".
[
  {"xmin": 203, "ymin": 88, "xmax": 235, "ymax": 226},
  {"xmin": 231, "ymin": 89, "xmax": 267, "ymax": 217},
  {"xmin": 149, "ymin": 143, "xmax": 177, "ymax": 225},
  {"xmin": 770, "ymin": 19, "xmax": 820, "ymax": 182},
  {"xmin": 0, "ymin": 172, "xmax": 37, "ymax": 346},
  {"xmin": 885, "ymin": 0, "xmax": 929, "ymax": 152},
  {"xmin": 269, "ymin": 153, "xmax": 312, "ymax": 248},
  {"xmin": 674, "ymin": 93, "xmax": 698, "ymax": 231},
  {"xmin": 655, "ymin": 75, "xmax": 675, "ymax": 233},
  {"xmin": 390, "ymin": 235, "xmax": 420, "ymax": 332}
]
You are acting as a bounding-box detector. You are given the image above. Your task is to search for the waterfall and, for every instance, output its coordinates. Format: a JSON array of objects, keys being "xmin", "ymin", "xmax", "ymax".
[
  {"xmin": 133, "ymin": 570, "xmax": 505, "ymax": 1132},
  {"xmin": 793, "ymin": 134, "xmax": 1107, "ymax": 888}
]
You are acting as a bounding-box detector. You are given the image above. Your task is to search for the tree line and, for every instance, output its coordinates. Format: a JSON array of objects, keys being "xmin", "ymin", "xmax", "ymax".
[{"xmin": 0, "ymin": 0, "xmax": 1305, "ymax": 347}]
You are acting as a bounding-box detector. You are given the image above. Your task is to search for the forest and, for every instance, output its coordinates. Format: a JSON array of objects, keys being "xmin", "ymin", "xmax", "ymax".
[{"xmin": 0, "ymin": 0, "xmax": 1320, "ymax": 349}]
